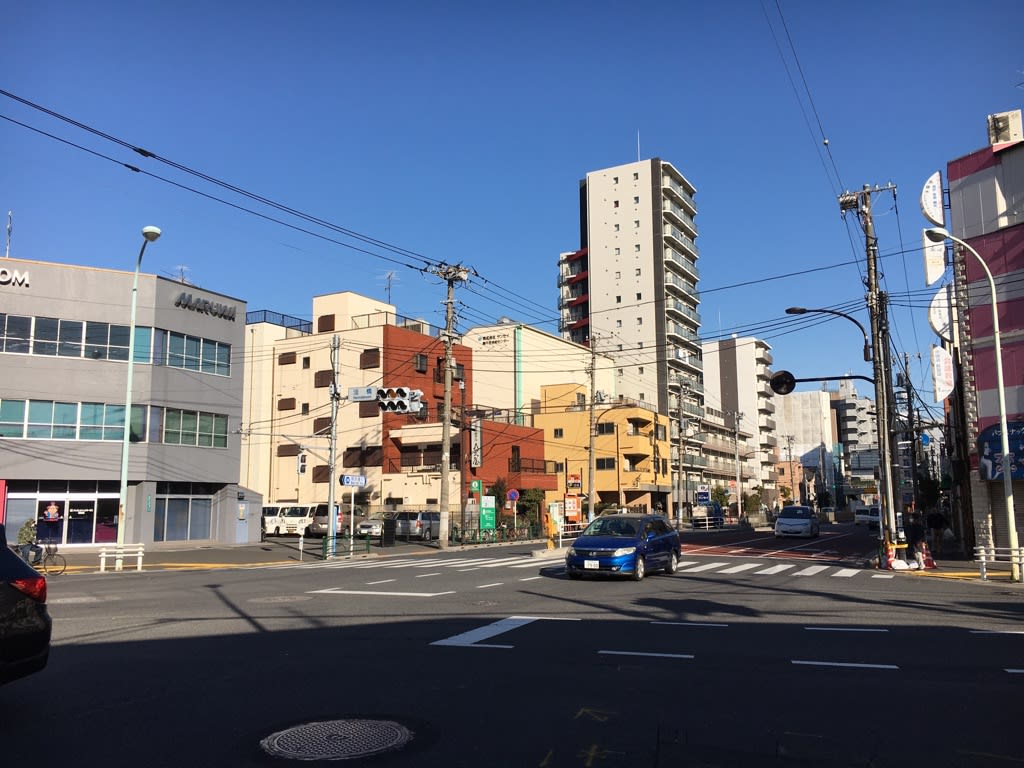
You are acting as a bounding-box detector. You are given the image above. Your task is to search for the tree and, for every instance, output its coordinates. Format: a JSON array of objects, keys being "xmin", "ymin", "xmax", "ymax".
[{"xmin": 711, "ymin": 486, "xmax": 729, "ymax": 507}]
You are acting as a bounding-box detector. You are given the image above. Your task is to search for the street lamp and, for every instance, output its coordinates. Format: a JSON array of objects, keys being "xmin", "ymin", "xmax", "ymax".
[
  {"xmin": 116, "ymin": 225, "xmax": 161, "ymax": 571},
  {"xmin": 925, "ymin": 226, "xmax": 1019, "ymax": 581},
  {"xmin": 786, "ymin": 306, "xmax": 872, "ymax": 362}
]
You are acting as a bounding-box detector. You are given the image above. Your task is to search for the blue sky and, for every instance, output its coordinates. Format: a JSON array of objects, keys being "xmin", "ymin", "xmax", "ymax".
[{"xmin": 4, "ymin": 1, "xmax": 1022, "ymax": 414}]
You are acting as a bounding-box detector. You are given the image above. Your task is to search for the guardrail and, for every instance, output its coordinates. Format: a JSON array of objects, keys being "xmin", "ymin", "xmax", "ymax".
[{"xmin": 974, "ymin": 546, "xmax": 1024, "ymax": 580}]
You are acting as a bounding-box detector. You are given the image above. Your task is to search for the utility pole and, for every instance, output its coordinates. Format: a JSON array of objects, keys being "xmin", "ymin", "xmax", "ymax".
[
  {"xmin": 902, "ymin": 353, "xmax": 920, "ymax": 515},
  {"xmin": 586, "ymin": 334, "xmax": 599, "ymax": 523},
  {"xmin": 675, "ymin": 376, "xmax": 688, "ymax": 525},
  {"xmin": 731, "ymin": 410, "xmax": 744, "ymax": 519},
  {"xmin": 326, "ymin": 334, "xmax": 341, "ymax": 556},
  {"xmin": 784, "ymin": 434, "xmax": 795, "ymax": 505},
  {"xmin": 430, "ymin": 263, "xmax": 469, "ymax": 550},
  {"xmin": 840, "ymin": 183, "xmax": 899, "ymax": 554},
  {"xmin": 459, "ymin": 378, "xmax": 467, "ymax": 539}
]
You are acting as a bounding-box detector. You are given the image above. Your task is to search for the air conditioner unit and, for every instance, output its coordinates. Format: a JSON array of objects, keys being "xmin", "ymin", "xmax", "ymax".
[{"xmin": 987, "ymin": 109, "xmax": 1023, "ymax": 146}]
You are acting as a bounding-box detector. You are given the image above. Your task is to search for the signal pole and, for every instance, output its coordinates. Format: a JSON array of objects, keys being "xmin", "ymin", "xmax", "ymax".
[
  {"xmin": 430, "ymin": 263, "xmax": 469, "ymax": 550},
  {"xmin": 326, "ymin": 334, "xmax": 341, "ymax": 556},
  {"xmin": 840, "ymin": 183, "xmax": 899, "ymax": 555},
  {"xmin": 586, "ymin": 335, "xmax": 598, "ymax": 523}
]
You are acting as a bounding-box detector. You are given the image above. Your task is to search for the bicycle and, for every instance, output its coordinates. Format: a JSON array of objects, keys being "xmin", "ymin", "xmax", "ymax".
[{"xmin": 18, "ymin": 541, "xmax": 66, "ymax": 575}]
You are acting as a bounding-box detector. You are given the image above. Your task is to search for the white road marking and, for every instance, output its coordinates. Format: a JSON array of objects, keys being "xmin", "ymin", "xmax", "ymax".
[
  {"xmin": 311, "ymin": 589, "xmax": 455, "ymax": 597},
  {"xmin": 476, "ymin": 582, "xmax": 503, "ymax": 589},
  {"xmin": 652, "ymin": 621, "xmax": 728, "ymax": 628},
  {"xmin": 793, "ymin": 565, "xmax": 830, "ymax": 577},
  {"xmin": 805, "ymin": 627, "xmax": 888, "ymax": 633},
  {"xmin": 431, "ymin": 615, "xmax": 579, "ymax": 648},
  {"xmin": 1006, "ymin": 669, "xmax": 1024, "ymax": 674},
  {"xmin": 831, "ymin": 568, "xmax": 861, "ymax": 578},
  {"xmin": 792, "ymin": 660, "xmax": 898, "ymax": 670},
  {"xmin": 365, "ymin": 579, "xmax": 395, "ymax": 585},
  {"xmin": 416, "ymin": 572, "xmax": 441, "ymax": 578},
  {"xmin": 599, "ymin": 650, "xmax": 694, "ymax": 660},
  {"xmin": 718, "ymin": 563, "xmax": 760, "ymax": 574},
  {"xmin": 519, "ymin": 576, "xmax": 543, "ymax": 581},
  {"xmin": 755, "ymin": 564, "xmax": 795, "ymax": 575},
  {"xmin": 871, "ymin": 574, "xmax": 895, "ymax": 579},
  {"xmin": 509, "ymin": 557, "xmax": 566, "ymax": 569},
  {"xmin": 680, "ymin": 561, "xmax": 729, "ymax": 573},
  {"xmin": 971, "ymin": 630, "xmax": 1024, "ymax": 635}
]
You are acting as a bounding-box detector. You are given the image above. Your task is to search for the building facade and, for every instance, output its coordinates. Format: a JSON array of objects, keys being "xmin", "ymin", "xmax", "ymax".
[
  {"xmin": 559, "ymin": 158, "xmax": 705, "ymax": 520},
  {"xmin": 942, "ymin": 109, "xmax": 1024, "ymax": 550},
  {"xmin": 0, "ymin": 258, "xmax": 252, "ymax": 547}
]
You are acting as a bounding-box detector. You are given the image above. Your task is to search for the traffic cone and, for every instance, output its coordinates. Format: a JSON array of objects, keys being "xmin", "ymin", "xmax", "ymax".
[
  {"xmin": 882, "ymin": 541, "xmax": 896, "ymax": 570},
  {"xmin": 921, "ymin": 540, "xmax": 937, "ymax": 569}
]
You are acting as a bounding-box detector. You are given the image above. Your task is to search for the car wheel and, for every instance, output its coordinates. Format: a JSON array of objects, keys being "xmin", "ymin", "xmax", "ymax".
[
  {"xmin": 665, "ymin": 551, "xmax": 679, "ymax": 575},
  {"xmin": 632, "ymin": 555, "xmax": 646, "ymax": 581},
  {"xmin": 568, "ymin": 570, "xmax": 582, "ymax": 580}
]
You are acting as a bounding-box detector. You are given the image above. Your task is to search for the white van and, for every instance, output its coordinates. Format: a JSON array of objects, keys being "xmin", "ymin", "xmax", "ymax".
[
  {"xmin": 261, "ymin": 505, "xmax": 288, "ymax": 537},
  {"xmin": 261, "ymin": 504, "xmax": 317, "ymax": 537}
]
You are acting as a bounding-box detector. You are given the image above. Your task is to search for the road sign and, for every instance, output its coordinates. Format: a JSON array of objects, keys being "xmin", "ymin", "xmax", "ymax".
[
  {"xmin": 696, "ymin": 484, "xmax": 710, "ymax": 505},
  {"xmin": 348, "ymin": 386, "xmax": 376, "ymax": 402},
  {"xmin": 341, "ymin": 474, "xmax": 367, "ymax": 487},
  {"xmin": 507, "ymin": 489, "xmax": 520, "ymax": 502},
  {"xmin": 470, "ymin": 479, "xmax": 482, "ymax": 493}
]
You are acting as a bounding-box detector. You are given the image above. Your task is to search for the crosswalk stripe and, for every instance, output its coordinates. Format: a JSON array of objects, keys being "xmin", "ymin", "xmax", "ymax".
[
  {"xmin": 793, "ymin": 565, "xmax": 830, "ymax": 577},
  {"xmin": 755, "ymin": 564, "xmax": 795, "ymax": 575},
  {"xmin": 718, "ymin": 563, "xmax": 760, "ymax": 574},
  {"xmin": 832, "ymin": 568, "xmax": 861, "ymax": 578},
  {"xmin": 680, "ymin": 561, "xmax": 730, "ymax": 573}
]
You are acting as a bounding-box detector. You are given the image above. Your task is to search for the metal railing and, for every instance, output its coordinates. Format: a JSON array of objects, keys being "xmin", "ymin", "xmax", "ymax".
[{"xmin": 974, "ymin": 546, "xmax": 1024, "ymax": 580}]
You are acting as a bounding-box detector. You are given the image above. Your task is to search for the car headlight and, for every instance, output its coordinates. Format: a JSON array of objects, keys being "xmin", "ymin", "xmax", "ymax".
[
  {"xmin": 612, "ymin": 546, "xmax": 637, "ymax": 557},
  {"xmin": 567, "ymin": 547, "xmax": 577, "ymax": 557}
]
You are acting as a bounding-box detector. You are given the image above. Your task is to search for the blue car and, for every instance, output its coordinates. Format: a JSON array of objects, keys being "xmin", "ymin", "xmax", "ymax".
[{"xmin": 565, "ymin": 513, "xmax": 682, "ymax": 581}]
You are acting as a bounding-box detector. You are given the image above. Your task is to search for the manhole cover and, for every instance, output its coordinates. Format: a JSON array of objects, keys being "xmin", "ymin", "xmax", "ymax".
[{"xmin": 260, "ymin": 718, "xmax": 412, "ymax": 761}]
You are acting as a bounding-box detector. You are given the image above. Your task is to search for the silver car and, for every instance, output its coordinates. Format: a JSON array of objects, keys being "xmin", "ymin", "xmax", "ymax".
[
  {"xmin": 774, "ymin": 505, "xmax": 820, "ymax": 538},
  {"xmin": 357, "ymin": 514, "xmax": 386, "ymax": 538},
  {"xmin": 393, "ymin": 511, "xmax": 440, "ymax": 540},
  {"xmin": 308, "ymin": 505, "xmax": 365, "ymax": 537}
]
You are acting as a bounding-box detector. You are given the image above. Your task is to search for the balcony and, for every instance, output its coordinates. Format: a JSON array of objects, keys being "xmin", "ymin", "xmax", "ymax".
[
  {"xmin": 664, "ymin": 225, "xmax": 699, "ymax": 259},
  {"xmin": 663, "ymin": 201, "xmax": 697, "ymax": 236},
  {"xmin": 665, "ymin": 297, "xmax": 701, "ymax": 325},
  {"xmin": 663, "ymin": 176, "xmax": 697, "ymax": 214},
  {"xmin": 664, "ymin": 247, "xmax": 700, "ymax": 282},
  {"xmin": 665, "ymin": 273, "xmax": 699, "ymax": 300}
]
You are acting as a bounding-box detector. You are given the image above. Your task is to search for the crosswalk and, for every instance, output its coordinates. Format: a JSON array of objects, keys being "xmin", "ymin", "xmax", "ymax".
[{"xmin": 281, "ymin": 554, "xmax": 893, "ymax": 581}]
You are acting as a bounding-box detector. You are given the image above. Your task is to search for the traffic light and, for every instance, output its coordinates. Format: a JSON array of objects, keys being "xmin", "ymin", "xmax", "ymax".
[
  {"xmin": 377, "ymin": 387, "xmax": 425, "ymax": 413},
  {"xmin": 769, "ymin": 370, "xmax": 797, "ymax": 395},
  {"xmin": 297, "ymin": 452, "xmax": 307, "ymax": 475}
]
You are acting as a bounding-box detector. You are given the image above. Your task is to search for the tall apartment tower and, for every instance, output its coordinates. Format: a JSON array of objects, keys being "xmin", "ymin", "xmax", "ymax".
[
  {"xmin": 701, "ymin": 336, "xmax": 779, "ymax": 506},
  {"xmin": 558, "ymin": 159, "xmax": 703, "ymax": 420}
]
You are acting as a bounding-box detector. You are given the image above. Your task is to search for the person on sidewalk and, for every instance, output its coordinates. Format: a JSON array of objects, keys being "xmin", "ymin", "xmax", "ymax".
[
  {"xmin": 906, "ymin": 513, "xmax": 926, "ymax": 568},
  {"xmin": 16, "ymin": 518, "xmax": 43, "ymax": 565},
  {"xmin": 927, "ymin": 510, "xmax": 948, "ymax": 555}
]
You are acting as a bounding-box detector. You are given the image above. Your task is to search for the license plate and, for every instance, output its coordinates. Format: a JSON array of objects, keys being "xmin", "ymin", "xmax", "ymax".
[{"xmin": 584, "ymin": 560, "xmax": 599, "ymax": 570}]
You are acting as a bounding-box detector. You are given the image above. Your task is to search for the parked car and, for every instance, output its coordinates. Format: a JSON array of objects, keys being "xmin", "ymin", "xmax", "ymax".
[
  {"xmin": 308, "ymin": 505, "xmax": 365, "ymax": 537},
  {"xmin": 867, "ymin": 505, "xmax": 881, "ymax": 532},
  {"xmin": 565, "ymin": 513, "xmax": 681, "ymax": 581},
  {"xmin": 853, "ymin": 506, "xmax": 872, "ymax": 525},
  {"xmin": 393, "ymin": 511, "xmax": 440, "ymax": 540},
  {"xmin": 357, "ymin": 514, "xmax": 386, "ymax": 538},
  {"xmin": 774, "ymin": 505, "xmax": 820, "ymax": 539},
  {"xmin": 0, "ymin": 523, "xmax": 52, "ymax": 686}
]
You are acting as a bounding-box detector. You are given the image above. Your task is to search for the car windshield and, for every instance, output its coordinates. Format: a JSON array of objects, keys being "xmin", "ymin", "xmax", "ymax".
[
  {"xmin": 780, "ymin": 507, "xmax": 812, "ymax": 519},
  {"xmin": 283, "ymin": 507, "xmax": 309, "ymax": 517},
  {"xmin": 584, "ymin": 517, "xmax": 639, "ymax": 537}
]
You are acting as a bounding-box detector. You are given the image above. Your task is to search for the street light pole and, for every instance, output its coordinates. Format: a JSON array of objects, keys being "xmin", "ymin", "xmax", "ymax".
[
  {"xmin": 925, "ymin": 227, "xmax": 1019, "ymax": 581},
  {"xmin": 786, "ymin": 306, "xmax": 872, "ymax": 362},
  {"xmin": 116, "ymin": 226, "xmax": 161, "ymax": 572}
]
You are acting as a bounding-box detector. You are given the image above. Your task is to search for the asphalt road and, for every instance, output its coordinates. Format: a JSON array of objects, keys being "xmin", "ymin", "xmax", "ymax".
[{"xmin": 3, "ymin": 544, "xmax": 1021, "ymax": 767}]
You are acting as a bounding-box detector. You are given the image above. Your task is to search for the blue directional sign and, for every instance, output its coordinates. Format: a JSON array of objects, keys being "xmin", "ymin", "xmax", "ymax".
[
  {"xmin": 696, "ymin": 483, "xmax": 711, "ymax": 505},
  {"xmin": 342, "ymin": 474, "xmax": 367, "ymax": 487}
]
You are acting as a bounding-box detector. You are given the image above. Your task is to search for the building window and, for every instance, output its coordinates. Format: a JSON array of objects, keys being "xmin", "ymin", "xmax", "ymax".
[
  {"xmin": 636, "ymin": 293, "xmax": 642, "ymax": 300},
  {"xmin": 616, "ymin": 320, "xmax": 622, "ymax": 328},
  {"xmin": 613, "ymin": 200, "xmax": 619, "ymax": 208},
  {"xmin": 302, "ymin": 356, "xmax": 310, "ymax": 369},
  {"xmin": 633, "ymin": 172, "xmax": 638, "ymax": 180},
  {"xmin": 639, "ymin": 393, "xmax": 645, "ymax": 402},
  {"xmin": 612, "ymin": 176, "xmax": 618, "ymax": 184},
  {"xmin": 277, "ymin": 398, "xmax": 297, "ymax": 411},
  {"xmin": 278, "ymin": 351, "xmax": 296, "ymax": 365},
  {"xmin": 360, "ymin": 348, "xmax": 381, "ymax": 369},
  {"xmin": 615, "ymin": 296, "xmax": 621, "ymax": 304},
  {"xmin": 633, "ymin": 196, "xmax": 639, "ymax": 204},
  {"xmin": 617, "ymin": 344, "xmax": 622, "ymax": 351},
  {"xmin": 414, "ymin": 353, "xmax": 428, "ymax": 372},
  {"xmin": 553, "ymin": 428, "xmax": 564, "ymax": 439},
  {"xmin": 596, "ymin": 422, "xmax": 615, "ymax": 435},
  {"xmin": 554, "ymin": 462, "xmax": 564, "ymax": 473},
  {"xmin": 634, "ymin": 220, "xmax": 640, "ymax": 228},
  {"xmin": 637, "ymin": 317, "xmax": 643, "ymax": 326},
  {"xmin": 301, "ymin": 403, "xmax": 309, "ymax": 415},
  {"xmin": 596, "ymin": 458, "xmax": 616, "ymax": 470},
  {"xmin": 638, "ymin": 367, "xmax": 644, "ymax": 375},
  {"xmin": 635, "ymin": 268, "xmax": 641, "ymax": 276},
  {"xmin": 614, "ymin": 247, "xmax": 621, "ymax": 255},
  {"xmin": 635, "ymin": 244, "xmax": 641, "ymax": 252},
  {"xmin": 614, "ymin": 223, "xmax": 620, "ymax": 232},
  {"xmin": 614, "ymin": 271, "xmax": 621, "ymax": 279}
]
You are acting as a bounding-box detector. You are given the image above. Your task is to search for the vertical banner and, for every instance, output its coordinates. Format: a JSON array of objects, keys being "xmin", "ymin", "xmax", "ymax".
[{"xmin": 470, "ymin": 417, "xmax": 483, "ymax": 468}]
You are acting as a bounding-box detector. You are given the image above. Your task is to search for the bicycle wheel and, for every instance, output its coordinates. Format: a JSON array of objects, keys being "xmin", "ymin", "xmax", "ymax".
[{"xmin": 42, "ymin": 553, "xmax": 67, "ymax": 575}]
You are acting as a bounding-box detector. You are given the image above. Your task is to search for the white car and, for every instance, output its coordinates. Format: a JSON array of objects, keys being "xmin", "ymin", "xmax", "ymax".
[
  {"xmin": 853, "ymin": 507, "xmax": 872, "ymax": 525},
  {"xmin": 774, "ymin": 506, "xmax": 820, "ymax": 538},
  {"xmin": 357, "ymin": 515, "xmax": 386, "ymax": 538}
]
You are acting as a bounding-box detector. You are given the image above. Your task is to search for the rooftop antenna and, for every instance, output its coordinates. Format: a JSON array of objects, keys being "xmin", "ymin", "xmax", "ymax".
[
  {"xmin": 378, "ymin": 270, "xmax": 399, "ymax": 303},
  {"xmin": 175, "ymin": 265, "xmax": 191, "ymax": 283},
  {"xmin": 5, "ymin": 210, "xmax": 10, "ymax": 258}
]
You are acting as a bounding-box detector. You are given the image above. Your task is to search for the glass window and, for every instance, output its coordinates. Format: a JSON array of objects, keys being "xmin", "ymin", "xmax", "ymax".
[
  {"xmin": 133, "ymin": 326, "xmax": 152, "ymax": 363},
  {"xmin": 58, "ymin": 320, "xmax": 83, "ymax": 357},
  {"xmin": 33, "ymin": 317, "xmax": 59, "ymax": 355},
  {"xmin": 165, "ymin": 498, "xmax": 190, "ymax": 540},
  {"xmin": 216, "ymin": 343, "xmax": 231, "ymax": 376},
  {"xmin": 201, "ymin": 339, "xmax": 217, "ymax": 374},
  {"xmin": 103, "ymin": 404, "xmax": 126, "ymax": 441},
  {"xmin": 108, "ymin": 324, "xmax": 130, "ymax": 361},
  {"xmin": 184, "ymin": 335, "xmax": 201, "ymax": 371},
  {"xmin": 180, "ymin": 411, "xmax": 198, "ymax": 445},
  {"xmin": 0, "ymin": 398, "xmax": 26, "ymax": 437},
  {"xmin": 129, "ymin": 404, "xmax": 147, "ymax": 443},
  {"xmin": 85, "ymin": 322, "xmax": 110, "ymax": 360},
  {"xmin": 80, "ymin": 402, "xmax": 104, "ymax": 440},
  {"xmin": 168, "ymin": 332, "xmax": 185, "ymax": 367},
  {"xmin": 27, "ymin": 400, "xmax": 55, "ymax": 438},
  {"xmin": 190, "ymin": 498, "xmax": 212, "ymax": 539},
  {"xmin": 3, "ymin": 315, "xmax": 31, "ymax": 353},
  {"xmin": 197, "ymin": 412, "xmax": 214, "ymax": 447},
  {"xmin": 165, "ymin": 409, "xmax": 182, "ymax": 445},
  {"xmin": 53, "ymin": 402, "xmax": 78, "ymax": 439},
  {"xmin": 213, "ymin": 414, "xmax": 228, "ymax": 448},
  {"xmin": 154, "ymin": 499, "xmax": 166, "ymax": 542},
  {"xmin": 148, "ymin": 405, "xmax": 164, "ymax": 443},
  {"xmin": 152, "ymin": 328, "xmax": 167, "ymax": 366}
]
